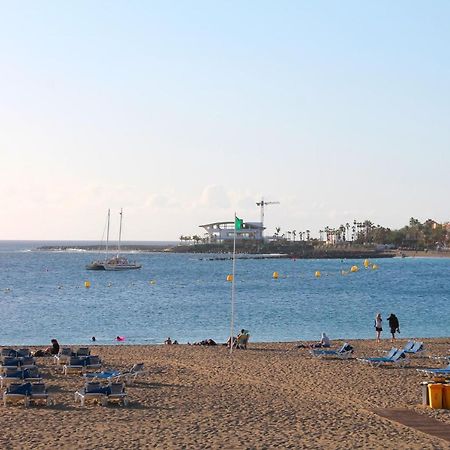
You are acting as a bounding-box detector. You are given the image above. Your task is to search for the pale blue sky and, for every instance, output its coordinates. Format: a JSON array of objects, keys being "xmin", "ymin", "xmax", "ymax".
[{"xmin": 1, "ymin": 1, "xmax": 449, "ymax": 240}]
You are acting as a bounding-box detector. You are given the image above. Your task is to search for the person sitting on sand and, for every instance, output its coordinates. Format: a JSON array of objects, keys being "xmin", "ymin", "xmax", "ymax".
[
  {"xmin": 165, "ymin": 337, "xmax": 172, "ymax": 345},
  {"xmin": 297, "ymin": 333, "xmax": 331, "ymax": 349},
  {"xmin": 45, "ymin": 338, "xmax": 60, "ymax": 355}
]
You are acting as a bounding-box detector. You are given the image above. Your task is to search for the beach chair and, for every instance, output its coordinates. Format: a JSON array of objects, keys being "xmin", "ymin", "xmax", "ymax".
[
  {"xmin": 234, "ymin": 333, "xmax": 250, "ymax": 350},
  {"xmin": 23, "ymin": 367, "xmax": 42, "ymax": 383},
  {"xmin": 358, "ymin": 349, "xmax": 408, "ymax": 367},
  {"xmin": 84, "ymin": 356, "xmax": 102, "ymax": 371},
  {"xmin": 0, "ymin": 368, "xmax": 23, "ymax": 388},
  {"xmin": 121, "ymin": 363, "xmax": 146, "ymax": 384},
  {"xmin": 311, "ymin": 342, "xmax": 354, "ymax": 359},
  {"xmin": 16, "ymin": 348, "xmax": 31, "ymax": 358},
  {"xmin": 28, "ymin": 383, "xmax": 54, "ymax": 406},
  {"xmin": 397, "ymin": 340, "xmax": 414, "ymax": 353},
  {"xmin": 1, "ymin": 349, "xmax": 17, "ymax": 358},
  {"xmin": 20, "ymin": 356, "xmax": 36, "ymax": 370},
  {"xmin": 404, "ymin": 341, "xmax": 425, "ymax": 355},
  {"xmin": 104, "ymin": 383, "xmax": 129, "ymax": 406},
  {"xmin": 3, "ymin": 382, "xmax": 31, "ymax": 407},
  {"xmin": 417, "ymin": 363, "xmax": 450, "ymax": 378},
  {"xmin": 1, "ymin": 357, "xmax": 21, "ymax": 372},
  {"xmin": 83, "ymin": 371, "xmax": 122, "ymax": 383},
  {"xmin": 54, "ymin": 347, "xmax": 73, "ymax": 365},
  {"xmin": 74, "ymin": 382, "xmax": 109, "ymax": 406},
  {"xmin": 63, "ymin": 357, "xmax": 86, "ymax": 375},
  {"xmin": 75, "ymin": 348, "xmax": 91, "ymax": 357}
]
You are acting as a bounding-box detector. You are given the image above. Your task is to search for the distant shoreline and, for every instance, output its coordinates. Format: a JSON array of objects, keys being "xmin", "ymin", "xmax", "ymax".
[{"xmin": 33, "ymin": 244, "xmax": 450, "ymax": 259}]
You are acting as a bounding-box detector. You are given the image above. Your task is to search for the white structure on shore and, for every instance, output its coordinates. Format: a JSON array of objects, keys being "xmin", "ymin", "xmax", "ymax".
[{"xmin": 199, "ymin": 221, "xmax": 264, "ymax": 243}]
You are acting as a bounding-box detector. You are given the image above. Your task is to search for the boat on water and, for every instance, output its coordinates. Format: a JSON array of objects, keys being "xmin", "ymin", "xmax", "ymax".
[{"xmin": 86, "ymin": 209, "xmax": 142, "ymax": 271}]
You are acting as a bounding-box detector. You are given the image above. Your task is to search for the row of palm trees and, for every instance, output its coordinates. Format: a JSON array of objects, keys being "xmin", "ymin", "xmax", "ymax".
[
  {"xmin": 273, "ymin": 220, "xmax": 378, "ymax": 244},
  {"xmin": 179, "ymin": 235, "xmax": 204, "ymax": 245}
]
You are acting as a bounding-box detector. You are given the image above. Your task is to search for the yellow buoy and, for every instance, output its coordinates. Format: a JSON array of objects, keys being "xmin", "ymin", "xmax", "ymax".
[
  {"xmin": 372, "ymin": 264, "xmax": 379, "ymax": 270},
  {"xmin": 226, "ymin": 274, "xmax": 233, "ymax": 282},
  {"xmin": 315, "ymin": 271, "xmax": 321, "ymax": 278},
  {"xmin": 350, "ymin": 265, "xmax": 359, "ymax": 273},
  {"xmin": 149, "ymin": 280, "xmax": 156, "ymax": 284},
  {"xmin": 272, "ymin": 272, "xmax": 279, "ymax": 279},
  {"xmin": 364, "ymin": 259, "xmax": 370, "ymax": 268},
  {"xmin": 84, "ymin": 281, "xmax": 91, "ymax": 288}
]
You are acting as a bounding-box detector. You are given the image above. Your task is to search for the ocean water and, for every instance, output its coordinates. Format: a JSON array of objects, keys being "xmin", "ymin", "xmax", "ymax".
[{"xmin": 0, "ymin": 241, "xmax": 449, "ymax": 345}]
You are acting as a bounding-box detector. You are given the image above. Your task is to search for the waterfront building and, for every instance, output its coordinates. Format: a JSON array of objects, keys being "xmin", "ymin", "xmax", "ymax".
[{"xmin": 199, "ymin": 221, "xmax": 264, "ymax": 243}]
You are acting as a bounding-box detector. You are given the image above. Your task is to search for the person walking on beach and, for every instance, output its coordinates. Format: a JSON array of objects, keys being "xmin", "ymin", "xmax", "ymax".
[
  {"xmin": 374, "ymin": 313, "xmax": 382, "ymax": 342},
  {"xmin": 387, "ymin": 313, "xmax": 400, "ymax": 341}
]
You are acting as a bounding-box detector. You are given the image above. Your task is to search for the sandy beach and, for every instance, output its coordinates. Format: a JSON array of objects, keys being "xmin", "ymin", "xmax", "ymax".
[{"xmin": 1, "ymin": 338, "xmax": 450, "ymax": 449}]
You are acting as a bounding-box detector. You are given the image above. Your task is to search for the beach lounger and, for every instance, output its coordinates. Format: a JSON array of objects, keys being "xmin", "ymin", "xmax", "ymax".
[
  {"xmin": 104, "ymin": 383, "xmax": 129, "ymax": 406},
  {"xmin": 74, "ymin": 382, "xmax": 109, "ymax": 406},
  {"xmin": 311, "ymin": 343, "xmax": 354, "ymax": 359},
  {"xmin": 0, "ymin": 369, "xmax": 23, "ymax": 388},
  {"xmin": 54, "ymin": 347, "xmax": 73, "ymax": 365},
  {"xmin": 358, "ymin": 349, "xmax": 408, "ymax": 367},
  {"xmin": 84, "ymin": 371, "xmax": 122, "ymax": 383},
  {"xmin": 404, "ymin": 341, "xmax": 425, "ymax": 355},
  {"xmin": 20, "ymin": 356, "xmax": 36, "ymax": 369},
  {"xmin": 28, "ymin": 383, "xmax": 54, "ymax": 406},
  {"xmin": 23, "ymin": 367, "xmax": 42, "ymax": 383},
  {"xmin": 120, "ymin": 363, "xmax": 146, "ymax": 384},
  {"xmin": 84, "ymin": 356, "xmax": 102, "ymax": 371},
  {"xmin": 1, "ymin": 349, "xmax": 17, "ymax": 358},
  {"xmin": 1, "ymin": 357, "xmax": 21, "ymax": 372},
  {"xmin": 417, "ymin": 363, "xmax": 450, "ymax": 377},
  {"xmin": 16, "ymin": 348, "xmax": 31, "ymax": 358},
  {"xmin": 75, "ymin": 348, "xmax": 91, "ymax": 357},
  {"xmin": 63, "ymin": 357, "xmax": 86, "ymax": 375},
  {"xmin": 3, "ymin": 382, "xmax": 31, "ymax": 407}
]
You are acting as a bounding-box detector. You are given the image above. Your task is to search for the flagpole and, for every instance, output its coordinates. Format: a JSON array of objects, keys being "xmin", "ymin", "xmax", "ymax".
[{"xmin": 230, "ymin": 213, "xmax": 237, "ymax": 355}]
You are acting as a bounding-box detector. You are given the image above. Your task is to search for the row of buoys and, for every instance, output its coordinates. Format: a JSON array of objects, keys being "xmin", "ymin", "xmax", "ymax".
[{"xmin": 227, "ymin": 265, "xmax": 380, "ymax": 281}]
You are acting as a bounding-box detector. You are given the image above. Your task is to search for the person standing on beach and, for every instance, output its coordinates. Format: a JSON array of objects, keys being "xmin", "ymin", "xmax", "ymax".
[
  {"xmin": 387, "ymin": 313, "xmax": 400, "ymax": 341},
  {"xmin": 374, "ymin": 313, "xmax": 382, "ymax": 342}
]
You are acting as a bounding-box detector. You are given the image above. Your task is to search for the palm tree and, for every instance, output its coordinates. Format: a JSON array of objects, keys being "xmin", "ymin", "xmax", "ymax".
[
  {"xmin": 345, "ymin": 223, "xmax": 350, "ymax": 241},
  {"xmin": 292, "ymin": 230, "xmax": 296, "ymax": 242},
  {"xmin": 306, "ymin": 230, "xmax": 310, "ymax": 241}
]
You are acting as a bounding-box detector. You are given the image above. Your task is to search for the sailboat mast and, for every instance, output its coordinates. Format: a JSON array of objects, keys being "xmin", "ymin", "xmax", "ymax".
[
  {"xmin": 118, "ymin": 208, "xmax": 123, "ymax": 257},
  {"xmin": 106, "ymin": 209, "xmax": 110, "ymax": 259}
]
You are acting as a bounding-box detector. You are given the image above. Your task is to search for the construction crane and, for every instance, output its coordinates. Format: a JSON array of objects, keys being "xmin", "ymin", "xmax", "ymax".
[{"xmin": 256, "ymin": 198, "xmax": 280, "ymax": 236}]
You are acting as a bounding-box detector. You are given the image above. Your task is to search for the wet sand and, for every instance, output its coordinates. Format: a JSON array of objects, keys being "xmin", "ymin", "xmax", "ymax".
[{"xmin": 1, "ymin": 338, "xmax": 450, "ymax": 449}]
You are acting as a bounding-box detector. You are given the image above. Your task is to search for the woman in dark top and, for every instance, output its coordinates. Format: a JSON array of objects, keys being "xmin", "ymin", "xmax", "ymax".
[{"xmin": 48, "ymin": 338, "xmax": 60, "ymax": 355}]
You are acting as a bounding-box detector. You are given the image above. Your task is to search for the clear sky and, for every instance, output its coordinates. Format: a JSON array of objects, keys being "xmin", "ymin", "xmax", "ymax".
[{"xmin": 1, "ymin": 1, "xmax": 449, "ymax": 240}]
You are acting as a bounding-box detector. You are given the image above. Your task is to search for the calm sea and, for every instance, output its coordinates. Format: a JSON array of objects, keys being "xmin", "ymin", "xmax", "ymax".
[{"xmin": 0, "ymin": 241, "xmax": 448, "ymax": 345}]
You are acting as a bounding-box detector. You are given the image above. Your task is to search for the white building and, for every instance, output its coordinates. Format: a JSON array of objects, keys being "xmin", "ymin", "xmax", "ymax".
[{"xmin": 199, "ymin": 221, "xmax": 264, "ymax": 242}]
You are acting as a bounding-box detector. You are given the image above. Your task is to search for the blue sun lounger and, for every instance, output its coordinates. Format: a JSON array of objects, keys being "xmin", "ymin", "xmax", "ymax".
[
  {"xmin": 83, "ymin": 371, "xmax": 122, "ymax": 383},
  {"xmin": 358, "ymin": 348, "xmax": 408, "ymax": 367},
  {"xmin": 311, "ymin": 343, "xmax": 354, "ymax": 359},
  {"xmin": 417, "ymin": 363, "xmax": 450, "ymax": 377},
  {"xmin": 404, "ymin": 341, "xmax": 425, "ymax": 355}
]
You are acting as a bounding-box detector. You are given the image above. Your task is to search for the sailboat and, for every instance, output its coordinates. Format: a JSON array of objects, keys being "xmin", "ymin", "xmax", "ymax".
[{"xmin": 86, "ymin": 208, "xmax": 142, "ymax": 271}]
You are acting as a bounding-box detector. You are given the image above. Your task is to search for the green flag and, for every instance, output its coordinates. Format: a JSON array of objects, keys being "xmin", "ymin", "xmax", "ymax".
[{"xmin": 235, "ymin": 216, "xmax": 243, "ymax": 230}]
